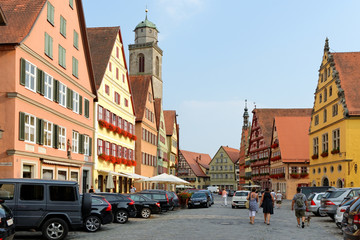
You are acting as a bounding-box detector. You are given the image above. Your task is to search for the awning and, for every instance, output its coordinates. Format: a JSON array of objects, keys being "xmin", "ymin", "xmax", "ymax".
[
  {"xmin": 97, "ymin": 170, "xmax": 130, "ymax": 178},
  {"xmin": 124, "ymin": 173, "xmax": 149, "ymax": 179},
  {"xmin": 43, "ymin": 160, "xmax": 82, "ymax": 168}
]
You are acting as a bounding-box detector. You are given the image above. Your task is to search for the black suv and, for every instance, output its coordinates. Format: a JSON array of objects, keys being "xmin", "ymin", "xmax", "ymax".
[
  {"xmin": 93, "ymin": 193, "xmax": 137, "ymax": 224},
  {"xmin": 0, "ymin": 199, "xmax": 15, "ymax": 240},
  {"xmin": 140, "ymin": 190, "xmax": 171, "ymax": 212},
  {"xmin": 83, "ymin": 195, "xmax": 113, "ymax": 232},
  {"xmin": 0, "ymin": 179, "xmax": 91, "ymax": 240}
]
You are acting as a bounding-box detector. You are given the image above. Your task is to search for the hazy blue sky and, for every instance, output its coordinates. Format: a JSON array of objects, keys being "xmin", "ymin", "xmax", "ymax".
[{"xmin": 83, "ymin": 0, "xmax": 360, "ymax": 157}]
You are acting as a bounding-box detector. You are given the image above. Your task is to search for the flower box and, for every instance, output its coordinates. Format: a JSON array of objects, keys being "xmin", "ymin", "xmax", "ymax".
[
  {"xmin": 271, "ymin": 143, "xmax": 279, "ymax": 148},
  {"xmin": 98, "ymin": 120, "xmax": 109, "ymax": 128},
  {"xmin": 290, "ymin": 173, "xmax": 300, "ymax": 179},
  {"xmin": 300, "ymin": 173, "xmax": 309, "ymax": 178},
  {"xmin": 110, "ymin": 156, "xmax": 116, "ymax": 164},
  {"xmin": 270, "ymin": 155, "xmax": 281, "ymax": 161},
  {"xmin": 321, "ymin": 152, "xmax": 328, "ymax": 157},
  {"xmin": 99, "ymin": 154, "xmax": 110, "ymax": 162},
  {"xmin": 331, "ymin": 149, "xmax": 340, "ymax": 154},
  {"xmin": 311, "ymin": 154, "xmax": 319, "ymax": 160}
]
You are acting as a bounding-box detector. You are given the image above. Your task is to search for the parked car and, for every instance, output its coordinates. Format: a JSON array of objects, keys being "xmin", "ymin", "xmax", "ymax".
[
  {"xmin": 167, "ymin": 191, "xmax": 180, "ymax": 210},
  {"xmin": 83, "ymin": 195, "xmax": 113, "ymax": 232},
  {"xmin": 0, "ymin": 179, "xmax": 91, "ymax": 240},
  {"xmin": 207, "ymin": 186, "xmax": 219, "ymax": 193},
  {"xmin": 335, "ymin": 198, "xmax": 355, "ymax": 228},
  {"xmin": 342, "ymin": 196, "xmax": 360, "ymax": 239},
  {"xmin": 320, "ymin": 188, "xmax": 360, "ymax": 220},
  {"xmin": 300, "ymin": 186, "xmax": 332, "ymax": 199},
  {"xmin": 308, "ymin": 192, "xmax": 326, "ymax": 216},
  {"xmin": 124, "ymin": 194, "xmax": 161, "ymax": 218},
  {"xmin": 93, "ymin": 193, "xmax": 137, "ymax": 224},
  {"xmin": 232, "ymin": 190, "xmax": 250, "ymax": 209},
  {"xmin": 139, "ymin": 190, "xmax": 172, "ymax": 212},
  {"xmin": 199, "ymin": 190, "xmax": 214, "ymax": 205},
  {"xmin": 188, "ymin": 192, "xmax": 210, "ymax": 208},
  {"xmin": 0, "ymin": 199, "xmax": 15, "ymax": 240}
]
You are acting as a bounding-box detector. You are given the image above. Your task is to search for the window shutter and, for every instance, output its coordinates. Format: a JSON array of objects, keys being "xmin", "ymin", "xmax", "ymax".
[
  {"xmin": 53, "ymin": 79, "xmax": 59, "ymax": 103},
  {"xmin": 89, "ymin": 137, "xmax": 92, "ymax": 156},
  {"xmin": 103, "ymin": 108, "xmax": 106, "ymax": 121},
  {"xmin": 97, "ymin": 105, "xmax": 102, "ymax": 120},
  {"xmin": 79, "ymin": 134, "xmax": 84, "ymax": 154},
  {"xmin": 102, "ymin": 140, "xmax": 105, "ymax": 155},
  {"xmin": 66, "ymin": 88, "xmax": 72, "ymax": 109},
  {"xmin": 20, "ymin": 58, "xmax": 26, "ymax": 86},
  {"xmin": 37, "ymin": 118, "xmax": 44, "ymax": 145},
  {"xmin": 53, "ymin": 124, "xmax": 59, "ymax": 149},
  {"xmin": 19, "ymin": 112, "xmax": 25, "ymax": 141},
  {"xmin": 70, "ymin": 90, "xmax": 73, "ymax": 110},
  {"xmin": 79, "ymin": 95, "xmax": 83, "ymax": 115},
  {"xmin": 85, "ymin": 99, "xmax": 89, "ymax": 118},
  {"xmin": 37, "ymin": 69, "xmax": 44, "ymax": 95},
  {"xmin": 109, "ymin": 112, "xmax": 112, "ymax": 124}
]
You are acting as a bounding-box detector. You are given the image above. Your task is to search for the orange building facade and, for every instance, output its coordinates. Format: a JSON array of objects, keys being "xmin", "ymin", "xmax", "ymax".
[{"xmin": 0, "ymin": 0, "xmax": 97, "ymax": 193}]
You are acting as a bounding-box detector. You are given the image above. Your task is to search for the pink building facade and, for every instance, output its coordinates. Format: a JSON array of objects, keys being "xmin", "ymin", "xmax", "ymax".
[{"xmin": 0, "ymin": 0, "xmax": 97, "ymax": 193}]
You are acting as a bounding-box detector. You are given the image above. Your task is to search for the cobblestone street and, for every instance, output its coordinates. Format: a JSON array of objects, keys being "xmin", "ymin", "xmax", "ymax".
[{"xmin": 14, "ymin": 195, "xmax": 344, "ymax": 240}]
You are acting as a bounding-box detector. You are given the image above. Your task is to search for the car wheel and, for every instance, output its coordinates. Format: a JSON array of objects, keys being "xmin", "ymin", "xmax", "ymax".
[
  {"xmin": 115, "ymin": 210, "xmax": 129, "ymax": 224},
  {"xmin": 328, "ymin": 214, "xmax": 335, "ymax": 221},
  {"xmin": 188, "ymin": 205, "xmax": 192, "ymax": 209},
  {"xmin": 317, "ymin": 208, "xmax": 327, "ymax": 217},
  {"xmin": 232, "ymin": 205, "xmax": 235, "ymax": 209},
  {"xmin": 84, "ymin": 215, "xmax": 101, "ymax": 232},
  {"xmin": 141, "ymin": 208, "xmax": 151, "ymax": 219},
  {"xmin": 205, "ymin": 202, "xmax": 210, "ymax": 208},
  {"xmin": 42, "ymin": 218, "xmax": 69, "ymax": 240}
]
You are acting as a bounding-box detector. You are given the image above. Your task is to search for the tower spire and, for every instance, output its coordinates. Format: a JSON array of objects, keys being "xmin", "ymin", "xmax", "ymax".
[
  {"xmin": 243, "ymin": 99, "xmax": 249, "ymax": 129},
  {"xmin": 324, "ymin": 37, "xmax": 329, "ymax": 52},
  {"xmin": 145, "ymin": 8, "xmax": 148, "ymax": 20}
]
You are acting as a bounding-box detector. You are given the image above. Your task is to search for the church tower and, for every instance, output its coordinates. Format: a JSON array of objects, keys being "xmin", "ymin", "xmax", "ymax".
[
  {"xmin": 129, "ymin": 10, "xmax": 163, "ymax": 99},
  {"xmin": 242, "ymin": 100, "xmax": 249, "ymax": 130}
]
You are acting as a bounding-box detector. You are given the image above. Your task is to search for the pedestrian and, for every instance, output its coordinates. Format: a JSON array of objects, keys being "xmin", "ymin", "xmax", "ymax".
[
  {"xmin": 130, "ymin": 185, "xmax": 136, "ymax": 193},
  {"xmin": 260, "ymin": 188, "xmax": 274, "ymax": 225},
  {"xmin": 271, "ymin": 189, "xmax": 276, "ymax": 199},
  {"xmin": 89, "ymin": 186, "xmax": 94, "ymax": 193},
  {"xmin": 292, "ymin": 187, "xmax": 308, "ymax": 228},
  {"xmin": 247, "ymin": 187, "xmax": 259, "ymax": 224},
  {"xmin": 276, "ymin": 190, "xmax": 282, "ymax": 209},
  {"xmin": 222, "ymin": 189, "xmax": 228, "ymax": 206}
]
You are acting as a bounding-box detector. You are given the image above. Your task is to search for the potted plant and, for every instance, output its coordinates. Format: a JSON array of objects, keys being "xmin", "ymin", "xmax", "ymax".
[
  {"xmin": 178, "ymin": 192, "xmax": 192, "ymax": 208},
  {"xmin": 290, "ymin": 173, "xmax": 300, "ymax": 178},
  {"xmin": 311, "ymin": 154, "xmax": 319, "ymax": 159},
  {"xmin": 300, "ymin": 172, "xmax": 309, "ymax": 178},
  {"xmin": 321, "ymin": 151, "xmax": 328, "ymax": 157},
  {"xmin": 331, "ymin": 148, "xmax": 340, "ymax": 154}
]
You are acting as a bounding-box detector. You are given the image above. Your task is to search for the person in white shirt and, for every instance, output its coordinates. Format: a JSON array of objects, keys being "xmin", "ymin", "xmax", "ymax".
[
  {"xmin": 276, "ymin": 190, "xmax": 283, "ymax": 209},
  {"xmin": 130, "ymin": 185, "xmax": 136, "ymax": 193},
  {"xmin": 222, "ymin": 189, "xmax": 228, "ymax": 206}
]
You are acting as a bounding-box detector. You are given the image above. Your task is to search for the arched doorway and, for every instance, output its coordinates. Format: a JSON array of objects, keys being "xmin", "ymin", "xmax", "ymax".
[
  {"xmin": 336, "ymin": 179, "xmax": 343, "ymax": 188},
  {"xmin": 322, "ymin": 177, "xmax": 329, "ymax": 186}
]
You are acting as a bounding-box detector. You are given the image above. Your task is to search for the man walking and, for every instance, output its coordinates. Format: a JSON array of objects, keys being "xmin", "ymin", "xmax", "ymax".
[
  {"xmin": 291, "ymin": 187, "xmax": 308, "ymax": 228},
  {"xmin": 222, "ymin": 189, "xmax": 228, "ymax": 206}
]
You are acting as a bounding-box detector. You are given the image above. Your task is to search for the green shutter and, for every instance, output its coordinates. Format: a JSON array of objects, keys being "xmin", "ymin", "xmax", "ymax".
[
  {"xmin": 73, "ymin": 30, "xmax": 78, "ymax": 49},
  {"xmin": 84, "ymin": 99, "xmax": 89, "ymax": 118},
  {"xmin": 69, "ymin": 0, "xmax": 73, "ymax": 8},
  {"xmin": 79, "ymin": 95, "xmax": 83, "ymax": 115},
  {"xmin": 20, "ymin": 58, "xmax": 26, "ymax": 86},
  {"xmin": 19, "ymin": 112, "xmax": 25, "ymax": 141},
  {"xmin": 37, "ymin": 118, "xmax": 44, "ymax": 145},
  {"xmin": 49, "ymin": 35, "xmax": 53, "ymax": 58},
  {"xmin": 37, "ymin": 69, "xmax": 44, "ymax": 95},
  {"xmin": 53, "ymin": 79, "xmax": 59, "ymax": 103},
  {"xmin": 67, "ymin": 88, "xmax": 73, "ymax": 109},
  {"xmin": 89, "ymin": 137, "xmax": 92, "ymax": 156},
  {"xmin": 53, "ymin": 124, "xmax": 59, "ymax": 149},
  {"xmin": 79, "ymin": 134, "xmax": 84, "ymax": 154},
  {"xmin": 47, "ymin": 2, "xmax": 54, "ymax": 25}
]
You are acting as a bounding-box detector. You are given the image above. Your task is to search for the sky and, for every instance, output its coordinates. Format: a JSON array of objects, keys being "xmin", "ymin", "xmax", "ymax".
[{"xmin": 83, "ymin": 0, "xmax": 360, "ymax": 158}]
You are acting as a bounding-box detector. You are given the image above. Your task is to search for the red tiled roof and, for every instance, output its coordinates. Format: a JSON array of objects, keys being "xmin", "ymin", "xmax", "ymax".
[
  {"xmin": 332, "ymin": 52, "xmax": 360, "ymax": 116},
  {"xmin": 164, "ymin": 110, "xmax": 176, "ymax": 136},
  {"xmin": 222, "ymin": 146, "xmax": 240, "ymax": 164},
  {"xmin": 252, "ymin": 108, "xmax": 312, "ymax": 146},
  {"xmin": 0, "ymin": 0, "xmax": 46, "ymax": 44},
  {"xmin": 87, "ymin": 27, "xmax": 118, "ymax": 88},
  {"xmin": 180, "ymin": 150, "xmax": 212, "ymax": 177},
  {"xmin": 154, "ymin": 98, "xmax": 162, "ymax": 130},
  {"xmin": 129, "ymin": 75, "xmax": 152, "ymax": 121},
  {"xmin": 275, "ymin": 116, "xmax": 310, "ymax": 163}
]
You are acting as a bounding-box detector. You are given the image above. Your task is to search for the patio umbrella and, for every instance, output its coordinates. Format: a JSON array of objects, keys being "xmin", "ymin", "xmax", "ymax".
[
  {"xmin": 137, "ymin": 173, "xmax": 190, "ymax": 185},
  {"xmin": 106, "ymin": 172, "xmax": 115, "ymax": 189}
]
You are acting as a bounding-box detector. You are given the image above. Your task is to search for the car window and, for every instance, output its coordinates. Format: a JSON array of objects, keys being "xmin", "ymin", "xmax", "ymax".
[
  {"xmin": 140, "ymin": 195, "xmax": 152, "ymax": 201},
  {"xmin": 316, "ymin": 194, "xmax": 324, "ymax": 200},
  {"xmin": 0, "ymin": 184, "xmax": 15, "ymax": 200},
  {"xmin": 235, "ymin": 192, "xmax": 249, "ymax": 197},
  {"xmin": 20, "ymin": 184, "xmax": 44, "ymax": 201},
  {"xmin": 92, "ymin": 198, "xmax": 103, "ymax": 204},
  {"xmin": 130, "ymin": 195, "xmax": 141, "ymax": 201},
  {"xmin": 152, "ymin": 194, "xmax": 166, "ymax": 200},
  {"xmin": 349, "ymin": 197, "xmax": 360, "ymax": 212},
  {"xmin": 104, "ymin": 195, "xmax": 117, "ymax": 201},
  {"xmin": 192, "ymin": 193, "xmax": 206, "ymax": 198},
  {"xmin": 350, "ymin": 189, "xmax": 360, "ymax": 198},
  {"xmin": 49, "ymin": 186, "xmax": 76, "ymax": 201},
  {"xmin": 328, "ymin": 190, "xmax": 345, "ymax": 198}
]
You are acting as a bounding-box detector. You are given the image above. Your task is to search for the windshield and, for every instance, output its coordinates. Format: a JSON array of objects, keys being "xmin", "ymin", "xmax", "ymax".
[
  {"xmin": 192, "ymin": 193, "xmax": 205, "ymax": 198},
  {"xmin": 235, "ymin": 192, "xmax": 249, "ymax": 197},
  {"xmin": 308, "ymin": 193, "xmax": 315, "ymax": 201},
  {"xmin": 327, "ymin": 190, "xmax": 346, "ymax": 198}
]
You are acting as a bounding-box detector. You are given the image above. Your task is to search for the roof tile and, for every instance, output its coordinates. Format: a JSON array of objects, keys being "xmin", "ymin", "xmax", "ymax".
[{"xmin": 180, "ymin": 150, "xmax": 212, "ymax": 177}]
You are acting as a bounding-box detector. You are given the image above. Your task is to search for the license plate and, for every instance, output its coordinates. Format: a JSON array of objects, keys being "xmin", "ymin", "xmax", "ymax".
[
  {"xmin": 7, "ymin": 218, "xmax": 13, "ymax": 226},
  {"xmin": 194, "ymin": 203, "xmax": 200, "ymax": 205}
]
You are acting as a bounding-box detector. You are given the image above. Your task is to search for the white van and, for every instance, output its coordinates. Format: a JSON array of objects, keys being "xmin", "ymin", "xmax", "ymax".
[{"xmin": 207, "ymin": 186, "xmax": 219, "ymax": 193}]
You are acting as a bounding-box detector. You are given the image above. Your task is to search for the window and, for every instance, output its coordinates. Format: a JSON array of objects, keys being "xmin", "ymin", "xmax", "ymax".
[
  {"xmin": 324, "ymin": 88, "xmax": 327, "ymax": 102},
  {"xmin": 138, "ymin": 53, "xmax": 145, "ymax": 72},
  {"xmin": 60, "ymin": 16, "xmax": 66, "ymax": 37},
  {"xmin": 44, "ymin": 73, "xmax": 53, "ymax": 100},
  {"xmin": 112, "ymin": 113, "xmax": 117, "ymax": 126},
  {"xmin": 155, "ymin": 56, "xmax": 159, "ymax": 76},
  {"xmin": 84, "ymin": 135, "xmax": 90, "ymax": 156},
  {"xmin": 98, "ymin": 139, "xmax": 103, "ymax": 155},
  {"xmin": 114, "ymin": 92, "xmax": 120, "ymax": 105},
  {"xmin": 333, "ymin": 129, "xmax": 340, "ymax": 151},
  {"xmin": 47, "ymin": 2, "xmax": 54, "ymax": 25},
  {"xmin": 324, "ymin": 68, "xmax": 327, "ymax": 81},
  {"xmin": 59, "ymin": 45, "xmax": 66, "ymax": 68},
  {"xmin": 22, "ymin": 165, "xmax": 34, "ymax": 178},
  {"xmin": 108, "ymin": 62, "xmax": 112, "ymax": 72},
  {"xmin": 70, "ymin": 172, "xmax": 78, "ymax": 182},
  {"xmin": 42, "ymin": 169, "xmax": 53, "ymax": 180},
  {"xmin": 25, "ymin": 113, "xmax": 36, "ymax": 143},
  {"xmin": 332, "ymin": 104, "xmax": 338, "ymax": 117},
  {"xmin": 43, "ymin": 120, "xmax": 52, "ymax": 147},
  {"xmin": 24, "ymin": 60, "xmax": 36, "ymax": 92},
  {"xmin": 112, "ymin": 144, "xmax": 116, "ymax": 157},
  {"xmin": 105, "ymin": 110, "xmax": 110, "ymax": 123},
  {"xmin": 322, "ymin": 133, "xmax": 328, "ymax": 153},
  {"xmin": 84, "ymin": 98, "xmax": 89, "ymax": 118},
  {"xmin": 329, "ymin": 86, "xmax": 332, "ymax": 96},
  {"xmin": 122, "ymin": 74, "xmax": 125, "ymax": 83},
  {"xmin": 44, "ymin": 33, "xmax": 53, "ymax": 58},
  {"xmin": 20, "ymin": 185, "xmax": 44, "ymax": 201},
  {"xmin": 49, "ymin": 186, "xmax": 76, "ymax": 201},
  {"xmin": 105, "ymin": 85, "xmax": 110, "ymax": 95},
  {"xmin": 323, "ymin": 109, "xmax": 327, "ymax": 123},
  {"xmin": 73, "ymin": 30, "xmax": 79, "ymax": 49},
  {"xmin": 72, "ymin": 131, "xmax": 79, "ymax": 153},
  {"xmin": 313, "ymin": 137, "xmax": 318, "ymax": 155},
  {"xmin": 116, "ymin": 68, "xmax": 119, "ymax": 79},
  {"xmin": 58, "ymin": 126, "xmax": 66, "ymax": 150},
  {"xmin": 319, "ymin": 94, "xmax": 322, "ymax": 103},
  {"xmin": 105, "ymin": 141, "xmax": 110, "ymax": 155},
  {"xmin": 314, "ymin": 115, "xmax": 319, "ymax": 126},
  {"xmin": 125, "ymin": 98, "xmax": 129, "ymax": 107},
  {"xmin": 116, "ymin": 47, "xmax": 119, "ymax": 58},
  {"xmin": 72, "ymin": 91, "xmax": 79, "ymax": 113},
  {"xmin": 59, "ymin": 82, "xmax": 67, "ymax": 107},
  {"xmin": 72, "ymin": 57, "xmax": 79, "ymax": 78}
]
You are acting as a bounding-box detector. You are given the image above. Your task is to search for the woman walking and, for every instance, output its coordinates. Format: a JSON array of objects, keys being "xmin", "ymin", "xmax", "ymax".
[
  {"xmin": 247, "ymin": 188, "xmax": 259, "ymax": 224},
  {"xmin": 260, "ymin": 188, "xmax": 274, "ymax": 225}
]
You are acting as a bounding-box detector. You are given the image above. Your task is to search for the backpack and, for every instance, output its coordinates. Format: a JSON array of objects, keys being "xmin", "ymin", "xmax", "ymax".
[{"xmin": 295, "ymin": 194, "xmax": 304, "ymax": 208}]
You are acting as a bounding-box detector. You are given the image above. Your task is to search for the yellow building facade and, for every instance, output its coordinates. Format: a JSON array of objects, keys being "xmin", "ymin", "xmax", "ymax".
[
  {"xmin": 88, "ymin": 27, "xmax": 136, "ymax": 193},
  {"xmin": 309, "ymin": 39, "xmax": 360, "ymax": 188}
]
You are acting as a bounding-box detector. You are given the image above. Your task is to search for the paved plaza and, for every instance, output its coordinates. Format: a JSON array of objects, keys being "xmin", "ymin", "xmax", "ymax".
[{"xmin": 15, "ymin": 195, "xmax": 343, "ymax": 240}]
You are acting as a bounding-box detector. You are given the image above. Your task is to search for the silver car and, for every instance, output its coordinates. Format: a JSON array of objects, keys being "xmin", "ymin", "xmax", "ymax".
[
  {"xmin": 231, "ymin": 190, "xmax": 250, "ymax": 208},
  {"xmin": 308, "ymin": 192, "xmax": 326, "ymax": 216},
  {"xmin": 320, "ymin": 188, "xmax": 360, "ymax": 220}
]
